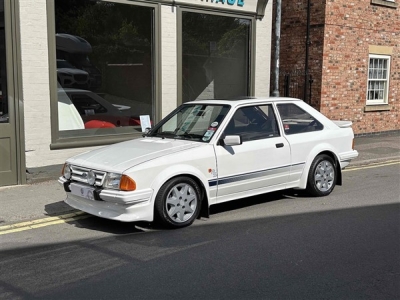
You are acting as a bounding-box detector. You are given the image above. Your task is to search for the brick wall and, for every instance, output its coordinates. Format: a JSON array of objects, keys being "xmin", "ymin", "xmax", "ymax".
[
  {"xmin": 274, "ymin": 0, "xmax": 399, "ymax": 134},
  {"xmin": 321, "ymin": 0, "xmax": 399, "ymax": 134}
]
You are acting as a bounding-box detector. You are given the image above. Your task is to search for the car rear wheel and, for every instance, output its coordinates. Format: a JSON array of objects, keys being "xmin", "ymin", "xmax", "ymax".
[
  {"xmin": 306, "ymin": 154, "xmax": 336, "ymax": 197},
  {"xmin": 154, "ymin": 176, "xmax": 201, "ymax": 228}
]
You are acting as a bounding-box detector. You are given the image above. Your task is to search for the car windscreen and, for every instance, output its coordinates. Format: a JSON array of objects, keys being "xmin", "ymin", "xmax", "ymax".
[
  {"xmin": 149, "ymin": 104, "xmax": 231, "ymax": 142},
  {"xmin": 57, "ymin": 60, "xmax": 75, "ymax": 69}
]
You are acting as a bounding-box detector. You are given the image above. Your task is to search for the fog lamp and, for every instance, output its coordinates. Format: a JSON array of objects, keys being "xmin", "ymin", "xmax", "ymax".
[{"xmin": 87, "ymin": 170, "xmax": 96, "ymax": 186}]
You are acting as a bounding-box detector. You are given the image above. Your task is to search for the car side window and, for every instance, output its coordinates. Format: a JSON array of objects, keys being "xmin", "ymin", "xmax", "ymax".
[
  {"xmin": 277, "ymin": 103, "xmax": 323, "ymax": 134},
  {"xmin": 224, "ymin": 105, "xmax": 280, "ymax": 142}
]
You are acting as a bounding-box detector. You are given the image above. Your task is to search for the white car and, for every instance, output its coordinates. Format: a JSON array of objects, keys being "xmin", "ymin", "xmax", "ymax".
[{"xmin": 59, "ymin": 98, "xmax": 358, "ymax": 228}]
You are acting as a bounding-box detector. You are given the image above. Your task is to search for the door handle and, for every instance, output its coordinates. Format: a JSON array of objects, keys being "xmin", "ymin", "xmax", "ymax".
[{"xmin": 276, "ymin": 143, "xmax": 284, "ymax": 148}]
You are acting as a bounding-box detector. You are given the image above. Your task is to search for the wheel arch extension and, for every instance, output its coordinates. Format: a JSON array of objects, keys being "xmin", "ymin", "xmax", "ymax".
[
  {"xmin": 182, "ymin": 174, "xmax": 210, "ymax": 219},
  {"xmin": 299, "ymin": 148, "xmax": 342, "ymax": 189}
]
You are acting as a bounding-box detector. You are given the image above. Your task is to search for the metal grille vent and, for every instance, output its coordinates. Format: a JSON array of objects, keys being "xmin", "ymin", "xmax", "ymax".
[{"xmin": 70, "ymin": 165, "xmax": 106, "ymax": 187}]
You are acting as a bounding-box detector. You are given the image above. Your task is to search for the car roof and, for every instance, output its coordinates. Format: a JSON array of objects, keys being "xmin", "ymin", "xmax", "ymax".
[
  {"xmin": 58, "ymin": 88, "xmax": 92, "ymax": 93},
  {"xmin": 184, "ymin": 97, "xmax": 303, "ymax": 107}
]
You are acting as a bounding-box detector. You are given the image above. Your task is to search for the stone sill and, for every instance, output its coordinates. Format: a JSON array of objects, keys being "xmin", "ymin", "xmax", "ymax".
[
  {"xmin": 364, "ymin": 104, "xmax": 391, "ymax": 112},
  {"xmin": 371, "ymin": 0, "xmax": 398, "ymax": 8}
]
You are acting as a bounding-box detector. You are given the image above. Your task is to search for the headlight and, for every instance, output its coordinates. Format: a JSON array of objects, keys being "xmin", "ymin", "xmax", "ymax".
[
  {"xmin": 104, "ymin": 173, "xmax": 121, "ymax": 190},
  {"xmin": 103, "ymin": 173, "xmax": 136, "ymax": 191},
  {"xmin": 63, "ymin": 164, "xmax": 72, "ymax": 180}
]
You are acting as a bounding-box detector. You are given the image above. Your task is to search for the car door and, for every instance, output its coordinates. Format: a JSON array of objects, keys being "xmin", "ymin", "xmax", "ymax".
[
  {"xmin": 276, "ymin": 102, "xmax": 325, "ymax": 183},
  {"xmin": 214, "ymin": 104, "xmax": 291, "ymax": 203}
]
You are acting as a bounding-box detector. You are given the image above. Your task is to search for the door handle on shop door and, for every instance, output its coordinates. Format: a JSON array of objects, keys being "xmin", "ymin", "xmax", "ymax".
[{"xmin": 275, "ymin": 143, "xmax": 284, "ymax": 148}]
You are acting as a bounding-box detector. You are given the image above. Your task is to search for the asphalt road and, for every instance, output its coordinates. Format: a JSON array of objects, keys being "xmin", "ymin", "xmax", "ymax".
[{"xmin": 1, "ymin": 163, "xmax": 399, "ymax": 300}]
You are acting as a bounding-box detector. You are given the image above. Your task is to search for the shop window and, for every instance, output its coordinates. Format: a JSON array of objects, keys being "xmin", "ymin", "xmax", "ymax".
[
  {"xmin": 366, "ymin": 54, "xmax": 391, "ymax": 105},
  {"xmin": 54, "ymin": 0, "xmax": 154, "ymax": 135},
  {"xmin": 181, "ymin": 11, "xmax": 251, "ymax": 102}
]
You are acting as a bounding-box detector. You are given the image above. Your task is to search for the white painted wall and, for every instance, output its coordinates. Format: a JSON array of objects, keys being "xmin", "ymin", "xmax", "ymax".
[
  {"xmin": 160, "ymin": 5, "xmax": 178, "ymax": 118},
  {"xmin": 254, "ymin": 0, "xmax": 272, "ymax": 97}
]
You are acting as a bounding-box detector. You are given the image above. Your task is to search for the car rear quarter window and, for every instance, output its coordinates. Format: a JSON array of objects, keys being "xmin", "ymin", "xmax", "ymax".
[{"xmin": 277, "ymin": 103, "xmax": 323, "ymax": 135}]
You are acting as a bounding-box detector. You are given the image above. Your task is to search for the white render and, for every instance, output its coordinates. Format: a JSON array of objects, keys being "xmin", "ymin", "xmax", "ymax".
[
  {"xmin": 161, "ymin": 5, "xmax": 178, "ymax": 118},
  {"xmin": 255, "ymin": 1, "xmax": 273, "ymax": 97},
  {"xmin": 19, "ymin": 0, "xmax": 274, "ymax": 170}
]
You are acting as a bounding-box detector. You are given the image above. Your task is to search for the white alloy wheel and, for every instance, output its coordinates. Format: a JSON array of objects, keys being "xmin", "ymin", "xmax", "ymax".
[
  {"xmin": 314, "ymin": 160, "xmax": 335, "ymax": 192},
  {"xmin": 165, "ymin": 182, "xmax": 198, "ymax": 223},
  {"xmin": 155, "ymin": 176, "xmax": 201, "ymax": 228},
  {"xmin": 307, "ymin": 154, "xmax": 337, "ymax": 197}
]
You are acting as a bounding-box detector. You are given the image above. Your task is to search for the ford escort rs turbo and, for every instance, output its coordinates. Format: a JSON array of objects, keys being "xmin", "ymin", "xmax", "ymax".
[{"xmin": 59, "ymin": 97, "xmax": 359, "ymax": 228}]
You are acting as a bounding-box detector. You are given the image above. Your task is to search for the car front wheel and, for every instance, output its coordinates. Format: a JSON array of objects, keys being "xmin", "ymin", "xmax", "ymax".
[
  {"xmin": 306, "ymin": 154, "xmax": 337, "ymax": 197},
  {"xmin": 154, "ymin": 176, "xmax": 201, "ymax": 228}
]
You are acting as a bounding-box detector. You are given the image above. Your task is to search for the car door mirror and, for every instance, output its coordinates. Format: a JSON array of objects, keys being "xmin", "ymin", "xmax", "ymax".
[{"xmin": 221, "ymin": 135, "xmax": 242, "ymax": 146}]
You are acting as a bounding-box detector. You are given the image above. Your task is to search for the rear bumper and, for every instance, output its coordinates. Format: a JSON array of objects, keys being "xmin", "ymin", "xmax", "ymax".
[{"xmin": 339, "ymin": 150, "xmax": 359, "ymax": 168}]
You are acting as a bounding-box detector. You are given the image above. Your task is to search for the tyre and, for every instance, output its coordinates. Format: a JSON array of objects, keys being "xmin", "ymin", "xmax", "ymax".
[
  {"xmin": 306, "ymin": 154, "xmax": 337, "ymax": 197},
  {"xmin": 154, "ymin": 176, "xmax": 201, "ymax": 228}
]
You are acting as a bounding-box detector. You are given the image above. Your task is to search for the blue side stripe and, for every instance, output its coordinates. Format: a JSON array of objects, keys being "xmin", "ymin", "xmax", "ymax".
[{"xmin": 208, "ymin": 162, "xmax": 305, "ymax": 187}]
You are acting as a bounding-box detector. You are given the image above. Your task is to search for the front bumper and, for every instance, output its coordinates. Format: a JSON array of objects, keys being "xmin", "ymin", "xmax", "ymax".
[{"xmin": 58, "ymin": 177, "xmax": 154, "ymax": 222}]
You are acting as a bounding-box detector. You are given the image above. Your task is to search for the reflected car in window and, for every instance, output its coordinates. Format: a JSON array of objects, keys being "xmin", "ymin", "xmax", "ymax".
[
  {"xmin": 60, "ymin": 88, "xmax": 143, "ymax": 128},
  {"xmin": 56, "ymin": 59, "xmax": 90, "ymax": 89},
  {"xmin": 59, "ymin": 98, "xmax": 359, "ymax": 228},
  {"xmin": 56, "ymin": 34, "xmax": 102, "ymax": 90}
]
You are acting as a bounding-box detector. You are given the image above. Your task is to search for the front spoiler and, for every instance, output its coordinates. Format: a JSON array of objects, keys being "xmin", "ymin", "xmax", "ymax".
[{"xmin": 58, "ymin": 176, "xmax": 154, "ymax": 222}]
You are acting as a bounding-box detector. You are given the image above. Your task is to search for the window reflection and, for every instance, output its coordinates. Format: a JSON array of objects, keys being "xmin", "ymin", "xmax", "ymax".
[
  {"xmin": 55, "ymin": 0, "xmax": 154, "ymax": 132},
  {"xmin": 182, "ymin": 12, "xmax": 251, "ymax": 102}
]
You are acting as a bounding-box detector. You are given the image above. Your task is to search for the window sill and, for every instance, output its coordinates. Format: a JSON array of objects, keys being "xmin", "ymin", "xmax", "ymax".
[
  {"xmin": 364, "ymin": 104, "xmax": 391, "ymax": 112},
  {"xmin": 371, "ymin": 0, "xmax": 398, "ymax": 8}
]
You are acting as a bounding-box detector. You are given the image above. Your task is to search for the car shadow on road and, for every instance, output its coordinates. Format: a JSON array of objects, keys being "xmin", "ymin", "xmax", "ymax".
[
  {"xmin": 63, "ymin": 189, "xmax": 307, "ymax": 234},
  {"xmin": 210, "ymin": 190, "xmax": 294, "ymax": 215},
  {"xmin": 44, "ymin": 200, "xmax": 78, "ymax": 217}
]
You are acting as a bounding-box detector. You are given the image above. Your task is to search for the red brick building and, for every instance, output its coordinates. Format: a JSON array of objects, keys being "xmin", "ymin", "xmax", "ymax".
[{"xmin": 273, "ymin": 0, "xmax": 399, "ymax": 134}]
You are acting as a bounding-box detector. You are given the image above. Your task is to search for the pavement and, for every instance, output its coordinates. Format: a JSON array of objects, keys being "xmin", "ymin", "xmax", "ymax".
[{"xmin": 0, "ymin": 132, "xmax": 399, "ymax": 228}]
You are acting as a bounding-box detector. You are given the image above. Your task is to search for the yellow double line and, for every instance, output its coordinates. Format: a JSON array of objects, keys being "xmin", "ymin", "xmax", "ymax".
[
  {"xmin": 343, "ymin": 160, "xmax": 400, "ymax": 172},
  {"xmin": 1, "ymin": 160, "xmax": 399, "ymax": 236},
  {"xmin": 0, "ymin": 211, "xmax": 89, "ymax": 235}
]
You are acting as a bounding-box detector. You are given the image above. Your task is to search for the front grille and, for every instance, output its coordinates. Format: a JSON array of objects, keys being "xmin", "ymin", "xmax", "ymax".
[
  {"xmin": 74, "ymin": 74, "xmax": 89, "ymax": 82},
  {"xmin": 70, "ymin": 165, "xmax": 106, "ymax": 187}
]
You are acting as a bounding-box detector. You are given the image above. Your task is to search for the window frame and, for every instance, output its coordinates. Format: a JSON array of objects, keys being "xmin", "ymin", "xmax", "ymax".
[
  {"xmin": 177, "ymin": 7, "xmax": 256, "ymax": 106},
  {"xmin": 366, "ymin": 54, "xmax": 391, "ymax": 106},
  {"xmin": 224, "ymin": 104, "xmax": 281, "ymax": 142},
  {"xmin": 276, "ymin": 103, "xmax": 324, "ymax": 135},
  {"xmin": 371, "ymin": 0, "xmax": 398, "ymax": 8},
  {"xmin": 47, "ymin": 0, "xmax": 160, "ymax": 150}
]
